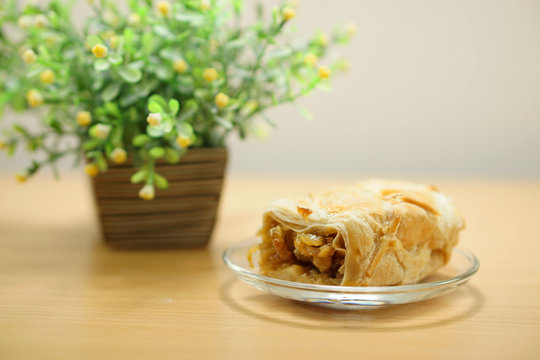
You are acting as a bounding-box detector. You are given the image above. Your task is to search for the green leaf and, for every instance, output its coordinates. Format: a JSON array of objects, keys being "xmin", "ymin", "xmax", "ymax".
[
  {"xmin": 295, "ymin": 103, "xmax": 314, "ymax": 120},
  {"xmin": 154, "ymin": 173, "xmax": 169, "ymax": 190},
  {"xmin": 267, "ymin": 47, "xmax": 293, "ymax": 60},
  {"xmin": 155, "ymin": 66, "xmax": 173, "ymax": 81},
  {"xmin": 110, "ymin": 126, "xmax": 123, "ymax": 145},
  {"xmin": 128, "ymin": 60, "xmax": 145, "ymax": 70},
  {"xmin": 214, "ymin": 117, "xmax": 233, "ymax": 130},
  {"xmin": 92, "ymin": 77, "xmax": 104, "ymax": 91},
  {"xmin": 142, "ymin": 78, "xmax": 160, "ymax": 94},
  {"xmin": 133, "ymin": 134, "xmax": 151, "ymax": 146},
  {"xmin": 153, "ymin": 25, "xmax": 174, "ymax": 40},
  {"xmin": 159, "ymin": 48, "xmax": 181, "ymax": 60},
  {"xmin": 108, "ymin": 54, "xmax": 123, "ymax": 66},
  {"xmin": 148, "ymin": 101, "xmax": 164, "ymax": 113},
  {"xmin": 262, "ymin": 112, "xmax": 277, "ymax": 127},
  {"xmin": 48, "ymin": 118, "xmax": 63, "ymax": 134},
  {"xmin": 13, "ymin": 124, "xmax": 30, "ymax": 136},
  {"xmin": 174, "ymin": 13, "xmax": 205, "ymax": 26},
  {"xmin": 176, "ymin": 30, "xmax": 191, "ymax": 42},
  {"xmin": 149, "ymin": 147, "xmax": 165, "ymax": 159},
  {"xmin": 141, "ymin": 32, "xmax": 156, "ymax": 55},
  {"xmin": 83, "ymin": 139, "xmax": 101, "ymax": 151},
  {"xmin": 96, "ymin": 153, "xmax": 108, "ymax": 172},
  {"xmin": 118, "ymin": 67, "xmax": 142, "ymax": 83},
  {"xmin": 102, "ymin": 83, "xmax": 121, "ymax": 102},
  {"xmin": 94, "ymin": 59, "xmax": 111, "ymax": 72},
  {"xmin": 233, "ymin": 0, "xmax": 244, "ymax": 14},
  {"xmin": 178, "ymin": 99, "xmax": 198, "ymax": 122},
  {"xmin": 105, "ymin": 102, "xmax": 121, "ymax": 117},
  {"xmin": 164, "ymin": 148, "xmax": 181, "ymax": 164},
  {"xmin": 38, "ymin": 45, "xmax": 51, "ymax": 61},
  {"xmin": 120, "ymin": 91, "xmax": 146, "ymax": 107},
  {"xmin": 168, "ymin": 99, "xmax": 180, "ymax": 115},
  {"xmin": 123, "ymin": 28, "xmax": 135, "ymax": 46},
  {"xmin": 177, "ymin": 122, "xmax": 194, "ymax": 138},
  {"xmin": 225, "ymin": 38, "xmax": 245, "ymax": 50},
  {"xmin": 148, "ymin": 94, "xmax": 167, "ymax": 109},
  {"xmin": 128, "ymin": 0, "xmax": 139, "ymax": 12},
  {"xmin": 147, "ymin": 122, "xmax": 172, "ymax": 138},
  {"xmin": 130, "ymin": 170, "xmax": 148, "ymax": 184},
  {"xmin": 86, "ymin": 35, "xmax": 103, "ymax": 48}
]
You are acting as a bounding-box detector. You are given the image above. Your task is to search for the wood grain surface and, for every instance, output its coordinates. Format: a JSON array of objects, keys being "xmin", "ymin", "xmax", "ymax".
[{"xmin": 0, "ymin": 175, "xmax": 539, "ymax": 359}]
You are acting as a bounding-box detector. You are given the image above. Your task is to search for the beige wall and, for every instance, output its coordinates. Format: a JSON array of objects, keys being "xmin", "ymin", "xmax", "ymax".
[{"xmin": 2, "ymin": 0, "xmax": 539, "ymax": 177}]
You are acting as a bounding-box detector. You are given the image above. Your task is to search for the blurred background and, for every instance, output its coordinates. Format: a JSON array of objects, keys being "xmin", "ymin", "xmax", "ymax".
[{"xmin": 1, "ymin": 0, "xmax": 539, "ymax": 178}]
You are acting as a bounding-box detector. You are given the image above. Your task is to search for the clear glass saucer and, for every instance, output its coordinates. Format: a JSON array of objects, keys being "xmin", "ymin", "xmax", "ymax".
[{"xmin": 223, "ymin": 238, "xmax": 479, "ymax": 309}]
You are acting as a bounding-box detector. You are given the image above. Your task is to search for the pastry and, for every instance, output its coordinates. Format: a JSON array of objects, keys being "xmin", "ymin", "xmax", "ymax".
[{"xmin": 257, "ymin": 180, "xmax": 465, "ymax": 286}]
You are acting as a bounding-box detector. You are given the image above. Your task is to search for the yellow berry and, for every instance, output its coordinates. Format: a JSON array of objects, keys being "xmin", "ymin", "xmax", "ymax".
[
  {"xmin": 176, "ymin": 135, "xmax": 191, "ymax": 148},
  {"xmin": 147, "ymin": 113, "xmax": 162, "ymax": 127},
  {"xmin": 17, "ymin": 16, "xmax": 33, "ymax": 30},
  {"xmin": 45, "ymin": 35, "xmax": 58, "ymax": 46},
  {"xmin": 92, "ymin": 44, "xmax": 108, "ymax": 58},
  {"xmin": 243, "ymin": 100, "xmax": 259, "ymax": 114},
  {"xmin": 0, "ymin": 140, "xmax": 6, "ymax": 150},
  {"xmin": 156, "ymin": 1, "xmax": 171, "ymax": 16},
  {"xmin": 215, "ymin": 92, "xmax": 229, "ymax": 109},
  {"xmin": 304, "ymin": 53, "xmax": 318, "ymax": 67},
  {"xmin": 318, "ymin": 65, "xmax": 331, "ymax": 79},
  {"xmin": 109, "ymin": 36, "xmax": 118, "ymax": 50},
  {"xmin": 26, "ymin": 89, "xmax": 44, "ymax": 107},
  {"xmin": 22, "ymin": 49, "xmax": 37, "ymax": 64},
  {"xmin": 76, "ymin": 111, "xmax": 92, "ymax": 127},
  {"xmin": 203, "ymin": 68, "xmax": 218, "ymax": 82},
  {"xmin": 102, "ymin": 30, "xmax": 115, "ymax": 40},
  {"xmin": 200, "ymin": 0, "xmax": 210, "ymax": 10},
  {"xmin": 16, "ymin": 174, "xmax": 28, "ymax": 183},
  {"xmin": 40, "ymin": 69, "xmax": 55, "ymax": 85},
  {"xmin": 139, "ymin": 184, "xmax": 155, "ymax": 201},
  {"xmin": 34, "ymin": 14, "xmax": 48, "ymax": 29},
  {"xmin": 209, "ymin": 39, "xmax": 219, "ymax": 52},
  {"xmin": 251, "ymin": 123, "xmax": 270, "ymax": 141},
  {"xmin": 103, "ymin": 10, "xmax": 119, "ymax": 26},
  {"xmin": 346, "ymin": 22, "xmax": 358, "ymax": 36},
  {"xmin": 84, "ymin": 163, "xmax": 99, "ymax": 177},
  {"xmin": 173, "ymin": 59, "xmax": 188, "ymax": 74},
  {"xmin": 282, "ymin": 7, "xmax": 296, "ymax": 21},
  {"xmin": 94, "ymin": 124, "xmax": 111, "ymax": 139},
  {"xmin": 319, "ymin": 33, "xmax": 328, "ymax": 47},
  {"xmin": 111, "ymin": 148, "xmax": 127, "ymax": 164},
  {"xmin": 128, "ymin": 13, "xmax": 141, "ymax": 26}
]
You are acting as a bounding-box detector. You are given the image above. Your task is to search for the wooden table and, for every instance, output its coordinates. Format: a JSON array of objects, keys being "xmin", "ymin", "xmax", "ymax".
[{"xmin": 1, "ymin": 175, "xmax": 539, "ymax": 359}]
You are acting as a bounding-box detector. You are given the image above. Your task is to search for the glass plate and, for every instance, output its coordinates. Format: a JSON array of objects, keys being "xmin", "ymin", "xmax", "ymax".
[{"xmin": 223, "ymin": 238, "xmax": 479, "ymax": 309}]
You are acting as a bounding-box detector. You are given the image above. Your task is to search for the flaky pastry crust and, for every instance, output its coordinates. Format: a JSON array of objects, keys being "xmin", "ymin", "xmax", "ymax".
[{"xmin": 258, "ymin": 180, "xmax": 465, "ymax": 286}]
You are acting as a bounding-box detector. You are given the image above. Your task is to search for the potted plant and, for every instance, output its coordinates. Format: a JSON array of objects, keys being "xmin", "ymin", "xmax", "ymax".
[{"xmin": 0, "ymin": 0, "xmax": 355, "ymax": 247}]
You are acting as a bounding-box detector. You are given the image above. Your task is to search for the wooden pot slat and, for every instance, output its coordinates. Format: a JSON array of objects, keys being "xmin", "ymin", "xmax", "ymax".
[
  {"xmin": 94, "ymin": 179, "xmax": 223, "ymax": 193},
  {"xmin": 106, "ymin": 148, "xmax": 227, "ymax": 169},
  {"xmin": 102, "ymin": 213, "xmax": 216, "ymax": 229},
  {"xmin": 91, "ymin": 148, "xmax": 227, "ymax": 248},
  {"xmin": 94, "ymin": 181, "xmax": 224, "ymax": 199},
  {"xmin": 94, "ymin": 169, "xmax": 224, "ymax": 184},
  {"xmin": 94, "ymin": 161, "xmax": 227, "ymax": 183},
  {"xmin": 97, "ymin": 197, "xmax": 219, "ymax": 216}
]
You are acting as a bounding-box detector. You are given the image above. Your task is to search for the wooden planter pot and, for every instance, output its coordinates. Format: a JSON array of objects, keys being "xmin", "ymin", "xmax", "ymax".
[{"xmin": 90, "ymin": 148, "xmax": 227, "ymax": 248}]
